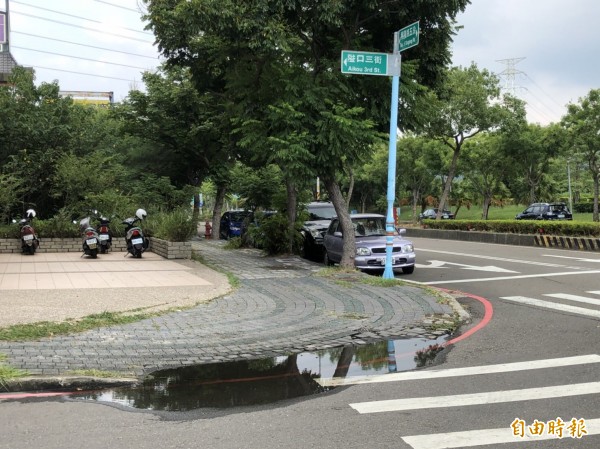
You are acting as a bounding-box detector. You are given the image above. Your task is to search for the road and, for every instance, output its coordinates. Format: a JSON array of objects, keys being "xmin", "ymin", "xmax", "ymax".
[{"xmin": 1, "ymin": 239, "xmax": 599, "ymax": 448}]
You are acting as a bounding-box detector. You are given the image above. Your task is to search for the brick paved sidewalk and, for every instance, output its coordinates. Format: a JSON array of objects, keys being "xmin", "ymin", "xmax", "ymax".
[{"xmin": 0, "ymin": 239, "xmax": 465, "ymax": 384}]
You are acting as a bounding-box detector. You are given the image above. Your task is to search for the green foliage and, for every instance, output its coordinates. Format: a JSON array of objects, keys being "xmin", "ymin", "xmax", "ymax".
[
  {"xmin": 34, "ymin": 211, "xmax": 80, "ymax": 238},
  {"xmin": 422, "ymin": 219, "xmax": 600, "ymax": 236},
  {"xmin": 574, "ymin": 202, "xmax": 594, "ymax": 213},
  {"xmin": 244, "ymin": 212, "xmax": 302, "ymax": 255},
  {"xmin": 145, "ymin": 208, "xmax": 197, "ymax": 241}
]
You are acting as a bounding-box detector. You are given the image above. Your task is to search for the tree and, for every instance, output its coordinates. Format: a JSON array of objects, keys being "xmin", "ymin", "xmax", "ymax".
[
  {"xmin": 143, "ymin": 0, "xmax": 471, "ymax": 264},
  {"xmin": 562, "ymin": 89, "xmax": 600, "ymax": 221},
  {"xmin": 425, "ymin": 63, "xmax": 521, "ymax": 219},
  {"xmin": 501, "ymin": 123, "xmax": 562, "ymax": 205},
  {"xmin": 461, "ymin": 134, "xmax": 510, "ymax": 219}
]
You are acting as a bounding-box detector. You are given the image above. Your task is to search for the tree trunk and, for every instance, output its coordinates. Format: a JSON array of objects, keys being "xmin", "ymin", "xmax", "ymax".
[
  {"xmin": 332, "ymin": 346, "xmax": 355, "ymax": 379},
  {"xmin": 482, "ymin": 194, "xmax": 492, "ymax": 220},
  {"xmin": 438, "ymin": 142, "xmax": 461, "ymax": 219},
  {"xmin": 324, "ymin": 177, "xmax": 356, "ymax": 269},
  {"xmin": 211, "ymin": 183, "xmax": 227, "ymax": 239},
  {"xmin": 286, "ymin": 178, "xmax": 297, "ymax": 253},
  {"xmin": 593, "ymin": 172, "xmax": 599, "ymax": 222}
]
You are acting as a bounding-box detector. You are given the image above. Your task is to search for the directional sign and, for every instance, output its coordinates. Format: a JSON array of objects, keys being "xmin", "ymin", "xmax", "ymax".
[
  {"xmin": 398, "ymin": 21, "xmax": 419, "ymax": 52},
  {"xmin": 341, "ymin": 50, "xmax": 399, "ymax": 76}
]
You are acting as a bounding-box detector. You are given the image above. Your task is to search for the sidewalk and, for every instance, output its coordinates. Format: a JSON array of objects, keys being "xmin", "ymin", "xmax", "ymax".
[{"xmin": 0, "ymin": 238, "xmax": 467, "ymax": 390}]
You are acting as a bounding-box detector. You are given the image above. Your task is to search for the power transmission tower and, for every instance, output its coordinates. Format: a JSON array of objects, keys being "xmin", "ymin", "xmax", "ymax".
[{"xmin": 496, "ymin": 57, "xmax": 526, "ymax": 96}]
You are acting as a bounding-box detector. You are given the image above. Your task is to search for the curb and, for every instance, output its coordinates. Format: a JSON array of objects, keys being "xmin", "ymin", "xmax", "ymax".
[{"xmin": 2, "ymin": 376, "xmax": 138, "ymax": 393}]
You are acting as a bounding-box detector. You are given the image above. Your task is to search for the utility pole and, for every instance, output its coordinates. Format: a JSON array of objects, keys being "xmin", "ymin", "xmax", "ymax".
[{"xmin": 496, "ymin": 57, "xmax": 526, "ymax": 96}]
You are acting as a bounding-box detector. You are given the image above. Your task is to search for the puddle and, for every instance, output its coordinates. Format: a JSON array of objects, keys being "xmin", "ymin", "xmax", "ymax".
[{"xmin": 70, "ymin": 335, "xmax": 448, "ymax": 411}]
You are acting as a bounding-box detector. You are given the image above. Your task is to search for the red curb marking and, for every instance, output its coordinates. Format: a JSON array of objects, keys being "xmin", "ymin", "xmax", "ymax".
[{"xmin": 441, "ymin": 288, "xmax": 494, "ymax": 346}]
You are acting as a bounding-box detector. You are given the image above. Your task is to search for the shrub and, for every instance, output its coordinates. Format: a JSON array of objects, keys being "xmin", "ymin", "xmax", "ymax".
[
  {"xmin": 422, "ymin": 219, "xmax": 600, "ymax": 236},
  {"xmin": 145, "ymin": 208, "xmax": 197, "ymax": 241}
]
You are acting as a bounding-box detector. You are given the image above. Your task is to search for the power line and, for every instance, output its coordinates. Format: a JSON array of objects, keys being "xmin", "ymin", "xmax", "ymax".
[
  {"xmin": 12, "ymin": 10, "xmax": 153, "ymax": 44},
  {"xmin": 12, "ymin": 0, "xmax": 152, "ymax": 36},
  {"xmin": 13, "ymin": 31, "xmax": 160, "ymax": 60},
  {"xmin": 18, "ymin": 64, "xmax": 142, "ymax": 82},
  {"xmin": 12, "ymin": 45, "xmax": 151, "ymax": 70},
  {"xmin": 94, "ymin": 0, "xmax": 141, "ymax": 13}
]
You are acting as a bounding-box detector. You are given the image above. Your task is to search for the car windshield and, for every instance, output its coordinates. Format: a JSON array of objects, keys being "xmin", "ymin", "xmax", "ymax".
[
  {"xmin": 229, "ymin": 212, "xmax": 250, "ymax": 221},
  {"xmin": 353, "ymin": 217, "xmax": 388, "ymax": 237},
  {"xmin": 308, "ymin": 206, "xmax": 337, "ymax": 220}
]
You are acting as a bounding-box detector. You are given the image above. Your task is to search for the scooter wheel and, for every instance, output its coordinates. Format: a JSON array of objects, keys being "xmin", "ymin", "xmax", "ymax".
[{"xmin": 27, "ymin": 245, "xmax": 35, "ymax": 255}]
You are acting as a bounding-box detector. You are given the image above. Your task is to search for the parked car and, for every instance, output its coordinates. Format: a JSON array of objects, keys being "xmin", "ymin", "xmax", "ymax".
[
  {"xmin": 515, "ymin": 202, "xmax": 573, "ymax": 220},
  {"xmin": 219, "ymin": 210, "xmax": 252, "ymax": 239},
  {"xmin": 300, "ymin": 201, "xmax": 338, "ymax": 259},
  {"xmin": 419, "ymin": 208, "xmax": 455, "ymax": 220},
  {"xmin": 323, "ymin": 213, "xmax": 416, "ymax": 275}
]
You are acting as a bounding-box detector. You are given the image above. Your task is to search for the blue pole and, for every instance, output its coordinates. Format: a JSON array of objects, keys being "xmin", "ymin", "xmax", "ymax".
[{"xmin": 383, "ymin": 39, "xmax": 400, "ymax": 279}]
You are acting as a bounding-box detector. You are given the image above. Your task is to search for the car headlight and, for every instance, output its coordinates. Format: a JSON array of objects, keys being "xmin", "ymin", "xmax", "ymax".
[
  {"xmin": 402, "ymin": 244, "xmax": 414, "ymax": 253},
  {"xmin": 310, "ymin": 229, "xmax": 323, "ymax": 238},
  {"xmin": 356, "ymin": 247, "xmax": 371, "ymax": 256}
]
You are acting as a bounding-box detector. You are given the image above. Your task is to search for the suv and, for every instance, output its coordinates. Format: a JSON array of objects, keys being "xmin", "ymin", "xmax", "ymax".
[
  {"xmin": 300, "ymin": 201, "xmax": 337, "ymax": 259},
  {"xmin": 515, "ymin": 202, "xmax": 573, "ymax": 220}
]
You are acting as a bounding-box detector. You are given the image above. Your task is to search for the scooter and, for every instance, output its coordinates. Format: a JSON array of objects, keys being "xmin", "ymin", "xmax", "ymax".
[
  {"xmin": 97, "ymin": 215, "xmax": 112, "ymax": 254},
  {"xmin": 79, "ymin": 216, "xmax": 99, "ymax": 258},
  {"xmin": 15, "ymin": 209, "xmax": 40, "ymax": 255},
  {"xmin": 122, "ymin": 208, "xmax": 149, "ymax": 258}
]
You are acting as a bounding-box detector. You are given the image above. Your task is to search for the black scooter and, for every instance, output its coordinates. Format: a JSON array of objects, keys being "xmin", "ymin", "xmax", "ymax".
[
  {"xmin": 15, "ymin": 208, "xmax": 40, "ymax": 255},
  {"xmin": 79, "ymin": 216, "xmax": 99, "ymax": 258},
  {"xmin": 97, "ymin": 215, "xmax": 112, "ymax": 254},
  {"xmin": 122, "ymin": 208, "xmax": 149, "ymax": 258}
]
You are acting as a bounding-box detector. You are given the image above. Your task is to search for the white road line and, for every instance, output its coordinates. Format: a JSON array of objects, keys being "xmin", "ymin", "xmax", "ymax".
[
  {"xmin": 544, "ymin": 254, "xmax": 600, "ymax": 263},
  {"xmin": 350, "ymin": 382, "xmax": 600, "ymax": 414},
  {"xmin": 589, "ymin": 290, "xmax": 600, "ymax": 295},
  {"xmin": 544, "ymin": 293, "xmax": 600, "ymax": 306},
  {"xmin": 316, "ymin": 354, "xmax": 600, "ymax": 387},
  {"xmin": 416, "ymin": 248, "xmax": 583, "ymax": 269},
  {"xmin": 501, "ymin": 296, "xmax": 600, "ymax": 319},
  {"xmin": 417, "ymin": 270, "xmax": 600, "ymax": 285},
  {"xmin": 402, "ymin": 418, "xmax": 600, "ymax": 449}
]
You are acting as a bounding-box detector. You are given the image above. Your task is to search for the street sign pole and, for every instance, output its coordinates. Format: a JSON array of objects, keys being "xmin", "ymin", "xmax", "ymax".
[{"xmin": 383, "ymin": 32, "xmax": 401, "ymax": 280}]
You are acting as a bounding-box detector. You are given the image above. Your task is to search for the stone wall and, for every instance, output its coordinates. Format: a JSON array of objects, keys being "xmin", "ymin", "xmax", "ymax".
[
  {"xmin": 149, "ymin": 237, "xmax": 192, "ymax": 259},
  {"xmin": 0, "ymin": 237, "xmax": 192, "ymax": 257}
]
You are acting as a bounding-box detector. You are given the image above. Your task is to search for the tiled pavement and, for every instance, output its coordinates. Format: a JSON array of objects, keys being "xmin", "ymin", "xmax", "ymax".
[{"xmin": 0, "ymin": 239, "xmax": 461, "ymax": 379}]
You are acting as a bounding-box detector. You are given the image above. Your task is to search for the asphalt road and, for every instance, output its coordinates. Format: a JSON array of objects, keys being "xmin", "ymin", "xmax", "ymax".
[{"xmin": 1, "ymin": 239, "xmax": 599, "ymax": 449}]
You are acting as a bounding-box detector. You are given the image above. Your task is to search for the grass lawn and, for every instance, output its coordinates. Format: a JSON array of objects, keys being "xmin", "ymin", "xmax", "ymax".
[{"xmin": 400, "ymin": 204, "xmax": 595, "ymax": 222}]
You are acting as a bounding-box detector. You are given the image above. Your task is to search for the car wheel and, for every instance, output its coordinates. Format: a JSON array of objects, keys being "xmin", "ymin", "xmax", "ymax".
[
  {"xmin": 323, "ymin": 250, "xmax": 334, "ymax": 266},
  {"xmin": 402, "ymin": 265, "xmax": 415, "ymax": 274}
]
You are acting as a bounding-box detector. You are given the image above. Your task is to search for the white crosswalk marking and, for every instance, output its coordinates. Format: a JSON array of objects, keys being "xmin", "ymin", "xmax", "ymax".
[
  {"xmin": 402, "ymin": 418, "xmax": 600, "ymax": 449},
  {"xmin": 544, "ymin": 293, "xmax": 600, "ymax": 306},
  {"xmin": 500, "ymin": 295, "xmax": 600, "ymax": 319},
  {"xmin": 350, "ymin": 382, "xmax": 600, "ymax": 414},
  {"xmin": 345, "ymin": 354, "xmax": 600, "ymax": 448},
  {"xmin": 317, "ymin": 354, "xmax": 600, "ymax": 387}
]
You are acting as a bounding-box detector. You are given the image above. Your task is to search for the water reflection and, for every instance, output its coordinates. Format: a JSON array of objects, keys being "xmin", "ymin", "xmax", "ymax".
[{"xmin": 71, "ymin": 335, "xmax": 448, "ymax": 411}]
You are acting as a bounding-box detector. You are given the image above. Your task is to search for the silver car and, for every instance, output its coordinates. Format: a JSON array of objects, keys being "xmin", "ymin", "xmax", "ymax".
[{"xmin": 323, "ymin": 213, "xmax": 416, "ymax": 274}]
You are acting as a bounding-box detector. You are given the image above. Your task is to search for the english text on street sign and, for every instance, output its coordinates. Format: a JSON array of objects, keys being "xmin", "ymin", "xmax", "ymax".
[
  {"xmin": 398, "ymin": 21, "xmax": 419, "ymax": 52},
  {"xmin": 341, "ymin": 50, "xmax": 399, "ymax": 76}
]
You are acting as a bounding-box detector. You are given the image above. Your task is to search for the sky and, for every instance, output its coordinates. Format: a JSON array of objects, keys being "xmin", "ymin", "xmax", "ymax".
[{"xmin": 3, "ymin": 0, "xmax": 599, "ymax": 125}]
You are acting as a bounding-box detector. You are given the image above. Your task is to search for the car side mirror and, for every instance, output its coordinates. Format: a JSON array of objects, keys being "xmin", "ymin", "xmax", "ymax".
[
  {"xmin": 333, "ymin": 231, "xmax": 342, "ymax": 237},
  {"xmin": 397, "ymin": 228, "xmax": 406, "ymax": 235}
]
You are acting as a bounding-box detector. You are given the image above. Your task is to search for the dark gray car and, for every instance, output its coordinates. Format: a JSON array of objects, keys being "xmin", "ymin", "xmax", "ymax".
[
  {"xmin": 300, "ymin": 201, "xmax": 337, "ymax": 259},
  {"xmin": 323, "ymin": 213, "xmax": 416, "ymax": 274}
]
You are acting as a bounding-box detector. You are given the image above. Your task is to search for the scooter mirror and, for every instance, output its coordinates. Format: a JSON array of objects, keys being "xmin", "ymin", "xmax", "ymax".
[
  {"xmin": 12, "ymin": 219, "xmax": 17, "ymax": 224},
  {"xmin": 26, "ymin": 209, "xmax": 36, "ymax": 218}
]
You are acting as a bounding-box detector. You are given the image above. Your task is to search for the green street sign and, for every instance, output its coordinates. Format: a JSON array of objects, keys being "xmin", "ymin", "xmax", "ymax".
[
  {"xmin": 398, "ymin": 21, "xmax": 419, "ymax": 52},
  {"xmin": 341, "ymin": 50, "xmax": 399, "ymax": 76}
]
